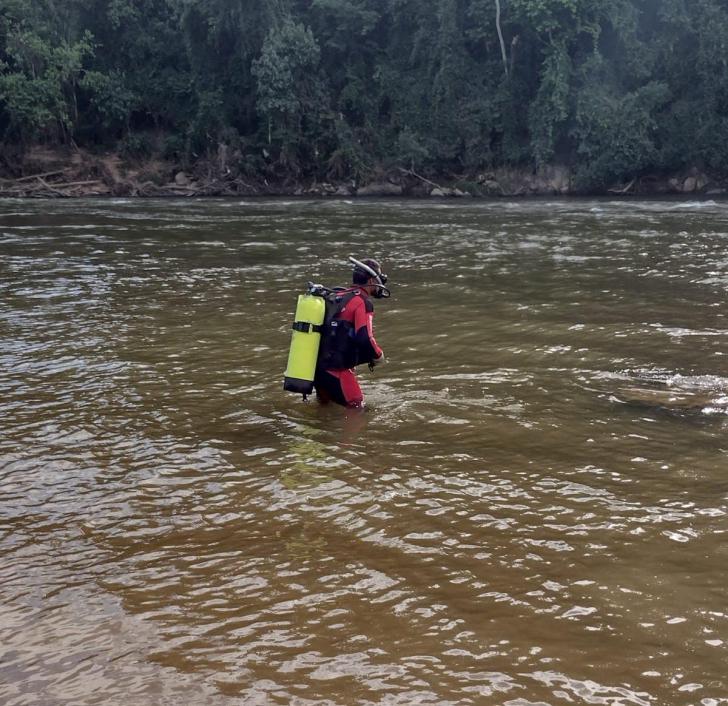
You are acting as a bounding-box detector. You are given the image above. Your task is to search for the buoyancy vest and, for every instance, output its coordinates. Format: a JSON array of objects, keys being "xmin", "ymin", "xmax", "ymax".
[{"xmin": 317, "ymin": 288, "xmax": 364, "ymax": 371}]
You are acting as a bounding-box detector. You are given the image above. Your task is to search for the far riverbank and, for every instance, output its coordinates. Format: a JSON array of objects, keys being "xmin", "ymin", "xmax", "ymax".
[{"xmin": 1, "ymin": 146, "xmax": 725, "ymax": 200}]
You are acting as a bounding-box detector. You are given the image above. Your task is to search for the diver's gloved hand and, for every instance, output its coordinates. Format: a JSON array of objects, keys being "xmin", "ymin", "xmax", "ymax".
[{"xmin": 368, "ymin": 352, "xmax": 385, "ymax": 371}]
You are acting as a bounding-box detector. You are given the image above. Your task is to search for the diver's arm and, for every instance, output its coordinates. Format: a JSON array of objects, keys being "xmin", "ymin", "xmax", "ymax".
[{"xmin": 354, "ymin": 297, "xmax": 383, "ymax": 363}]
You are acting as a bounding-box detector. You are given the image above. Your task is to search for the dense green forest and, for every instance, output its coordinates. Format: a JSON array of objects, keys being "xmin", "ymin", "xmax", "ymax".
[{"xmin": 1, "ymin": 0, "xmax": 728, "ymax": 191}]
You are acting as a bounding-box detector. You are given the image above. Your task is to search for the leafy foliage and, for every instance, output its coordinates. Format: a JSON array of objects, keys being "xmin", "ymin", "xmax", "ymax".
[
  {"xmin": 0, "ymin": 2, "xmax": 95, "ymax": 141},
  {"xmin": 2, "ymin": 0, "xmax": 728, "ymax": 182}
]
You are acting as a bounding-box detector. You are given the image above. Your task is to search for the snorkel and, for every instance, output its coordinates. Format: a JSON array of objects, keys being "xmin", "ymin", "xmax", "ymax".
[{"xmin": 349, "ymin": 256, "xmax": 391, "ymax": 299}]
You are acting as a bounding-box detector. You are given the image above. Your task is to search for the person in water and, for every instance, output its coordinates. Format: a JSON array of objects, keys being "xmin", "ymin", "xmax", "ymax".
[{"xmin": 315, "ymin": 258, "xmax": 388, "ymax": 407}]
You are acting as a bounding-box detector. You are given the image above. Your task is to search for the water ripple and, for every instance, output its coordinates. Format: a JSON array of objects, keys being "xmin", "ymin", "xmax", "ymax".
[{"xmin": 2, "ymin": 198, "xmax": 728, "ymax": 704}]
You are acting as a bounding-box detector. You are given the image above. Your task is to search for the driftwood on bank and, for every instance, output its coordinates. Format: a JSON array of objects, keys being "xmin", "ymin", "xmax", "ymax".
[
  {"xmin": 607, "ymin": 178, "xmax": 636, "ymax": 195},
  {"xmin": 0, "ymin": 167, "xmax": 259, "ymax": 198},
  {"xmin": 397, "ymin": 167, "xmax": 443, "ymax": 191},
  {"xmin": 0, "ymin": 173, "xmax": 108, "ymax": 198},
  {"xmin": 1, "ymin": 148, "xmax": 722, "ymax": 198},
  {"xmin": 13, "ymin": 169, "xmax": 71, "ymax": 183}
]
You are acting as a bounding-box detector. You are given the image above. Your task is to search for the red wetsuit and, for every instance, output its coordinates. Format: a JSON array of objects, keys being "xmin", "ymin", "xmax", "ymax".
[{"xmin": 315, "ymin": 288, "xmax": 383, "ymax": 407}]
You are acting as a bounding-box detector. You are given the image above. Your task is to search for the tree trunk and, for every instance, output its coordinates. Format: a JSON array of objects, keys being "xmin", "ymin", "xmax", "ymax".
[{"xmin": 495, "ymin": 0, "xmax": 509, "ymax": 78}]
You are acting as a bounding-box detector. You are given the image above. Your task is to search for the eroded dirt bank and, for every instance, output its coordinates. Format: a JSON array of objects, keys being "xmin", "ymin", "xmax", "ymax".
[{"xmin": 1, "ymin": 147, "xmax": 725, "ymax": 199}]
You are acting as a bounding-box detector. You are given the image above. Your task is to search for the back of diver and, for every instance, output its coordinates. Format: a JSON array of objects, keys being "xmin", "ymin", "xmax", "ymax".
[{"xmin": 315, "ymin": 258, "xmax": 388, "ymax": 408}]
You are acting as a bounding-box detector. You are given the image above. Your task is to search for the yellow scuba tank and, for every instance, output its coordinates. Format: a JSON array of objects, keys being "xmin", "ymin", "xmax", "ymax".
[{"xmin": 284, "ymin": 287, "xmax": 326, "ymax": 395}]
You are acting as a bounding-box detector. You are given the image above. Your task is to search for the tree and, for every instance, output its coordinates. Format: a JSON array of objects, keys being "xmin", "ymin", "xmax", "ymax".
[
  {"xmin": 252, "ymin": 18, "xmax": 327, "ymax": 172},
  {"xmin": 0, "ymin": 0, "xmax": 95, "ymax": 142},
  {"xmin": 3, "ymin": 0, "xmax": 728, "ymax": 185}
]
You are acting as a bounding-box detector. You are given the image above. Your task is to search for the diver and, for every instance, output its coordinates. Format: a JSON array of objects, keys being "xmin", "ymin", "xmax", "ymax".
[{"xmin": 314, "ymin": 257, "xmax": 389, "ymax": 408}]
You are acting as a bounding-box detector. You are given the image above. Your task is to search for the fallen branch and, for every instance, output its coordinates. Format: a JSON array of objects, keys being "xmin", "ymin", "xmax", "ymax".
[
  {"xmin": 608, "ymin": 178, "xmax": 635, "ymax": 195},
  {"xmin": 48, "ymin": 179, "xmax": 104, "ymax": 189},
  {"xmin": 481, "ymin": 178, "xmax": 507, "ymax": 195},
  {"xmin": 13, "ymin": 169, "xmax": 71, "ymax": 183},
  {"xmin": 397, "ymin": 167, "xmax": 444, "ymax": 191},
  {"xmin": 37, "ymin": 178, "xmax": 69, "ymax": 197},
  {"xmin": 234, "ymin": 177, "xmax": 256, "ymax": 193},
  {"xmin": 445, "ymin": 170, "xmax": 468, "ymax": 181}
]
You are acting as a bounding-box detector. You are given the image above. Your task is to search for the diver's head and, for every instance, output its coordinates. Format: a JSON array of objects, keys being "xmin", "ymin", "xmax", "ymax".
[
  {"xmin": 350, "ymin": 256, "xmax": 390, "ymax": 298},
  {"xmin": 352, "ymin": 258, "xmax": 382, "ymax": 285}
]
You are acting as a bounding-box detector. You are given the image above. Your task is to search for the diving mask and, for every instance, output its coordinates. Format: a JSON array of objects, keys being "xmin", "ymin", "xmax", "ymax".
[{"xmin": 349, "ymin": 256, "xmax": 390, "ymax": 298}]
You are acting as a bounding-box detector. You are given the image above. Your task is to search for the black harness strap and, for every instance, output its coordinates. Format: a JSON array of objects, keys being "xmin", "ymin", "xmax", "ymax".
[
  {"xmin": 317, "ymin": 289, "xmax": 363, "ymax": 371},
  {"xmin": 292, "ymin": 321, "xmax": 324, "ymax": 334}
]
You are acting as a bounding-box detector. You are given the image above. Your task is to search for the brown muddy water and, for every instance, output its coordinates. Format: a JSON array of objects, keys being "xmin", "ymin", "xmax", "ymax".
[{"xmin": 1, "ymin": 197, "xmax": 727, "ymax": 705}]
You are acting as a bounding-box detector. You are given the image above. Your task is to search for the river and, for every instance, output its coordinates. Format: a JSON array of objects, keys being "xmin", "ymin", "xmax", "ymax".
[{"xmin": 1, "ymin": 197, "xmax": 727, "ymax": 705}]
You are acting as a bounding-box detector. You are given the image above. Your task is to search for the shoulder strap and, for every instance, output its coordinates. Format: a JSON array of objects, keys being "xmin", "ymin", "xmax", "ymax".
[{"xmin": 325, "ymin": 289, "xmax": 360, "ymax": 319}]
